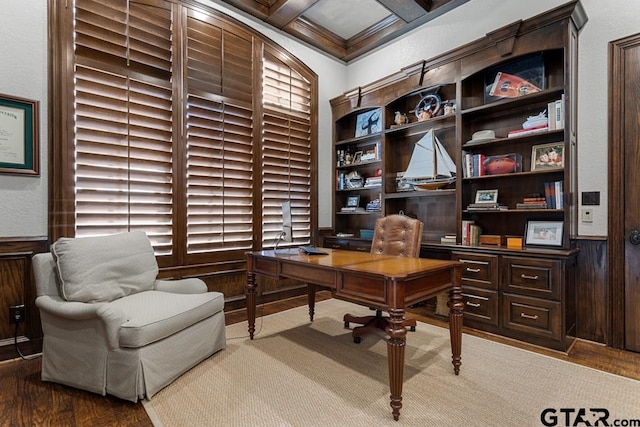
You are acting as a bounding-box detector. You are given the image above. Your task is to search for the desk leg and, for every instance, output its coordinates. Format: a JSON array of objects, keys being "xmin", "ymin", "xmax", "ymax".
[
  {"xmin": 247, "ymin": 272, "xmax": 257, "ymax": 340},
  {"xmin": 307, "ymin": 284, "xmax": 316, "ymax": 321},
  {"xmin": 387, "ymin": 307, "xmax": 406, "ymax": 421},
  {"xmin": 447, "ymin": 282, "xmax": 464, "ymax": 375}
]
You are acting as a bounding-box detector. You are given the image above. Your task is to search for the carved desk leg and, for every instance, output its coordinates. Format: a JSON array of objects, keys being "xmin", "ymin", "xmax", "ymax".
[
  {"xmin": 307, "ymin": 283, "xmax": 316, "ymax": 321},
  {"xmin": 447, "ymin": 271, "xmax": 464, "ymax": 375},
  {"xmin": 387, "ymin": 307, "xmax": 407, "ymax": 421},
  {"xmin": 247, "ymin": 271, "xmax": 257, "ymax": 340}
]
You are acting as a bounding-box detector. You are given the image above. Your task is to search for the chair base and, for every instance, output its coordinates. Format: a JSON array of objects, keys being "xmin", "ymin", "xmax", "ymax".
[{"xmin": 343, "ymin": 309, "xmax": 416, "ymax": 343}]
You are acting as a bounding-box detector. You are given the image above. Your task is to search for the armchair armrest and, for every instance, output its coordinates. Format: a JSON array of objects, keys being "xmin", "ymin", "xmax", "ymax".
[
  {"xmin": 154, "ymin": 278, "xmax": 207, "ymax": 294},
  {"xmin": 36, "ymin": 295, "xmax": 126, "ymax": 349},
  {"xmin": 36, "ymin": 295, "xmax": 103, "ymax": 320}
]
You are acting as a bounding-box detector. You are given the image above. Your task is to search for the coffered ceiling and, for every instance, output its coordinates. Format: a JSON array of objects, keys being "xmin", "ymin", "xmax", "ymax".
[{"xmin": 217, "ymin": 0, "xmax": 470, "ymax": 62}]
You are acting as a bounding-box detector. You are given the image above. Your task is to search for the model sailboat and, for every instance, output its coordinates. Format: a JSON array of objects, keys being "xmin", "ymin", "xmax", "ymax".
[{"xmin": 401, "ymin": 129, "xmax": 456, "ymax": 190}]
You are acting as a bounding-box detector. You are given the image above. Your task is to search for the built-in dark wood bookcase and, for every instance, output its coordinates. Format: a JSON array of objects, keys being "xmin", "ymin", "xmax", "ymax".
[{"xmin": 326, "ymin": 1, "xmax": 587, "ymax": 350}]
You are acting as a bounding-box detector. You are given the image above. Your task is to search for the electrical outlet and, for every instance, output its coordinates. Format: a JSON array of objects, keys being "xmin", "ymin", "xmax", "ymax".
[{"xmin": 9, "ymin": 305, "xmax": 25, "ymax": 324}]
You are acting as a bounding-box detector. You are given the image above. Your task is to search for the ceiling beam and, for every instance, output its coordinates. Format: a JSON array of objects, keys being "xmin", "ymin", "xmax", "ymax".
[
  {"xmin": 375, "ymin": 0, "xmax": 431, "ymax": 23},
  {"xmin": 266, "ymin": 0, "xmax": 319, "ymax": 28}
]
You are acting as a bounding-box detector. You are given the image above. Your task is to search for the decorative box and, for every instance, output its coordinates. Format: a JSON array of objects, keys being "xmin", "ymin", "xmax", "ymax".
[{"xmin": 483, "ymin": 153, "xmax": 523, "ymax": 175}]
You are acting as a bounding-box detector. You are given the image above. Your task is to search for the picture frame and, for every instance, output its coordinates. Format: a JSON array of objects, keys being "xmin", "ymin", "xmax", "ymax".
[
  {"xmin": 531, "ymin": 142, "xmax": 564, "ymax": 171},
  {"xmin": 524, "ymin": 220, "xmax": 564, "ymax": 248},
  {"xmin": 353, "ymin": 151, "xmax": 363, "ymax": 164},
  {"xmin": 346, "ymin": 195, "xmax": 360, "ymax": 208},
  {"xmin": 354, "ymin": 108, "xmax": 381, "ymax": 137},
  {"xmin": 475, "ymin": 189, "xmax": 498, "ymax": 204},
  {"xmin": 0, "ymin": 93, "xmax": 39, "ymax": 175}
]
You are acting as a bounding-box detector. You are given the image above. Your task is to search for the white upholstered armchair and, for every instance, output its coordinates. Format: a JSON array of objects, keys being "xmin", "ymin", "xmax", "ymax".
[{"xmin": 32, "ymin": 231, "xmax": 226, "ymax": 402}]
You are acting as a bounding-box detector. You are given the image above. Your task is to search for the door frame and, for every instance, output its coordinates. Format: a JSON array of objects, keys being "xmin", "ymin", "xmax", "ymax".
[{"xmin": 608, "ymin": 32, "xmax": 640, "ymax": 349}]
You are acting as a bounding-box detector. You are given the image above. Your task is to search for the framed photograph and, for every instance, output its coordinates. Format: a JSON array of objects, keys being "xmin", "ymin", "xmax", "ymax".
[
  {"xmin": 346, "ymin": 195, "xmax": 360, "ymax": 207},
  {"xmin": 355, "ymin": 108, "xmax": 381, "ymax": 137},
  {"xmin": 525, "ymin": 220, "xmax": 563, "ymax": 247},
  {"xmin": 531, "ymin": 142, "xmax": 564, "ymax": 171},
  {"xmin": 353, "ymin": 151, "xmax": 363, "ymax": 164},
  {"xmin": 0, "ymin": 94, "xmax": 39, "ymax": 175},
  {"xmin": 475, "ymin": 189, "xmax": 498, "ymax": 204}
]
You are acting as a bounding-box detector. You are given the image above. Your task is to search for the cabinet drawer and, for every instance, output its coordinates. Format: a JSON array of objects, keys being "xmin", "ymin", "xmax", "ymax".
[
  {"xmin": 462, "ymin": 287, "xmax": 499, "ymax": 326},
  {"xmin": 502, "ymin": 293, "xmax": 561, "ymax": 341},
  {"xmin": 323, "ymin": 237, "xmax": 349, "ymax": 250},
  {"xmin": 502, "ymin": 256, "xmax": 560, "ymax": 299},
  {"xmin": 452, "ymin": 252, "xmax": 499, "ymax": 290}
]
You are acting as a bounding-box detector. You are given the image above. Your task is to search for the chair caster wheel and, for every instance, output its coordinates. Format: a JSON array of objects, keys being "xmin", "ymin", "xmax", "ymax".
[
  {"xmin": 353, "ymin": 336, "xmax": 361, "ymax": 344},
  {"xmin": 344, "ymin": 321, "xmax": 350, "ymax": 328},
  {"xmin": 410, "ymin": 326, "xmax": 416, "ymax": 332}
]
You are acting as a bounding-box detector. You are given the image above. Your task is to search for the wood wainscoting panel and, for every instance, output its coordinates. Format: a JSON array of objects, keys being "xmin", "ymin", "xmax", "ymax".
[
  {"xmin": 0, "ymin": 237, "xmax": 48, "ymax": 360},
  {"xmin": 575, "ymin": 238, "xmax": 608, "ymax": 344}
]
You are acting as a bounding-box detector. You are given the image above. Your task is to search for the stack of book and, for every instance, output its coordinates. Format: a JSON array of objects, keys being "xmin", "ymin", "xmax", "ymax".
[
  {"xmin": 515, "ymin": 196, "xmax": 548, "ymax": 209},
  {"xmin": 467, "ymin": 202, "xmax": 508, "ymax": 211},
  {"xmin": 440, "ymin": 235, "xmax": 457, "ymax": 244},
  {"xmin": 364, "ymin": 176, "xmax": 382, "ymax": 188},
  {"xmin": 547, "ymin": 95, "xmax": 565, "ymax": 130},
  {"xmin": 507, "ymin": 125, "xmax": 549, "ymax": 138}
]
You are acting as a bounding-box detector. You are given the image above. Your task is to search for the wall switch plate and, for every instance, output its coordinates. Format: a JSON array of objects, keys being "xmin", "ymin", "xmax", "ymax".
[{"xmin": 581, "ymin": 208, "xmax": 593, "ymax": 223}]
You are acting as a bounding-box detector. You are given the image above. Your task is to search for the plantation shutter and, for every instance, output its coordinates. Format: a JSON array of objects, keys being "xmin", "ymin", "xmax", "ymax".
[
  {"xmin": 73, "ymin": 0, "xmax": 174, "ymax": 254},
  {"xmin": 261, "ymin": 50, "xmax": 312, "ymax": 247},
  {"xmin": 185, "ymin": 13, "xmax": 254, "ymax": 253}
]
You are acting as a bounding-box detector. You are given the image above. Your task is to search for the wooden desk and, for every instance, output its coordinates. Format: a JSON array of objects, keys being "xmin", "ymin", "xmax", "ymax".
[{"xmin": 245, "ymin": 248, "xmax": 463, "ymax": 421}]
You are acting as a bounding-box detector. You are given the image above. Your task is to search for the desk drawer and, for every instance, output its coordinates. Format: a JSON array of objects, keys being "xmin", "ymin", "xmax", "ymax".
[
  {"xmin": 502, "ymin": 293, "xmax": 561, "ymax": 341},
  {"xmin": 502, "ymin": 257, "xmax": 560, "ymax": 299},
  {"xmin": 452, "ymin": 252, "xmax": 498, "ymax": 290},
  {"xmin": 462, "ymin": 287, "xmax": 498, "ymax": 326}
]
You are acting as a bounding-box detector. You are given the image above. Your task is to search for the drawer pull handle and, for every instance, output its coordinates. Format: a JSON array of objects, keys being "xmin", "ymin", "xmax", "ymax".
[
  {"xmin": 520, "ymin": 274, "xmax": 539, "ymax": 280},
  {"xmin": 520, "ymin": 313, "xmax": 539, "ymax": 320},
  {"xmin": 466, "ymin": 301, "xmax": 480, "ymax": 308},
  {"xmin": 466, "ymin": 268, "xmax": 481, "ymax": 273}
]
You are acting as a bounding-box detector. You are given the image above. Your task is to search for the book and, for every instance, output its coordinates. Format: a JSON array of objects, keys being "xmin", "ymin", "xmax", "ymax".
[
  {"xmin": 547, "ymin": 101, "xmax": 556, "ymax": 130},
  {"xmin": 507, "ymin": 125, "xmax": 549, "ymax": 138},
  {"xmin": 555, "ymin": 95, "xmax": 565, "ymax": 130}
]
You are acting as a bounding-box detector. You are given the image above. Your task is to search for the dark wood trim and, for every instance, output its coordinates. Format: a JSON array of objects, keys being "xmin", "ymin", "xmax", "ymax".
[{"xmin": 608, "ymin": 32, "xmax": 640, "ymax": 349}]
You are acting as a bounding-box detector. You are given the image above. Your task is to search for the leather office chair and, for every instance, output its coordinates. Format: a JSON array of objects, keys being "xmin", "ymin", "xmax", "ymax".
[{"xmin": 343, "ymin": 214, "xmax": 423, "ymax": 343}]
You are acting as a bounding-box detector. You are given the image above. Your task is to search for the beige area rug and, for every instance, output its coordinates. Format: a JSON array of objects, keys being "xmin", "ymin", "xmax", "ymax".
[{"xmin": 143, "ymin": 299, "xmax": 640, "ymax": 427}]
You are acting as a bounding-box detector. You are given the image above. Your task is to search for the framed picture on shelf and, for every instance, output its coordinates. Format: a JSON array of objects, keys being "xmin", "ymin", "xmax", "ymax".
[
  {"xmin": 531, "ymin": 142, "xmax": 564, "ymax": 170},
  {"xmin": 354, "ymin": 109, "xmax": 381, "ymax": 137},
  {"xmin": 346, "ymin": 195, "xmax": 360, "ymax": 208},
  {"xmin": 474, "ymin": 189, "xmax": 498, "ymax": 204},
  {"xmin": 524, "ymin": 220, "xmax": 563, "ymax": 247},
  {"xmin": 353, "ymin": 151, "xmax": 363, "ymax": 164}
]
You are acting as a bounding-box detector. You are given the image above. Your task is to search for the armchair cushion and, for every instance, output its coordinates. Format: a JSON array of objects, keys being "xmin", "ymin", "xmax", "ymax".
[
  {"xmin": 51, "ymin": 231, "xmax": 159, "ymax": 303},
  {"xmin": 111, "ymin": 290, "xmax": 224, "ymax": 348}
]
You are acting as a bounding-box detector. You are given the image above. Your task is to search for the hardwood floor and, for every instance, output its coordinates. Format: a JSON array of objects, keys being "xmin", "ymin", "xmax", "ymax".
[{"xmin": 2, "ymin": 292, "xmax": 639, "ymax": 426}]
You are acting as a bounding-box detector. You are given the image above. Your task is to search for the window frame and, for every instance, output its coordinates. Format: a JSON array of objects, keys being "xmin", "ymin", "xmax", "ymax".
[{"xmin": 48, "ymin": 0, "xmax": 318, "ymax": 270}]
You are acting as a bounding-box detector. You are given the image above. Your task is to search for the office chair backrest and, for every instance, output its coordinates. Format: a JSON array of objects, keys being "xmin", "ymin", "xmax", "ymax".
[{"xmin": 370, "ymin": 214, "xmax": 423, "ymax": 258}]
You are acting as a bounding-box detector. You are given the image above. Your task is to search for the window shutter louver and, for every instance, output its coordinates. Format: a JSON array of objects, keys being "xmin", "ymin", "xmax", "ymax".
[
  {"xmin": 55, "ymin": 0, "xmax": 316, "ymax": 265},
  {"xmin": 261, "ymin": 52, "xmax": 312, "ymax": 247},
  {"xmin": 185, "ymin": 13, "xmax": 254, "ymax": 253},
  {"xmin": 73, "ymin": 0, "xmax": 174, "ymax": 255}
]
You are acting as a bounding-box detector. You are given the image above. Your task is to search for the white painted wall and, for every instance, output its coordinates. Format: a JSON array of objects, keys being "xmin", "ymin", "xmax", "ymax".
[
  {"xmin": 0, "ymin": 1, "xmax": 48, "ymax": 237},
  {"xmin": 2, "ymin": 0, "xmax": 638, "ymax": 238}
]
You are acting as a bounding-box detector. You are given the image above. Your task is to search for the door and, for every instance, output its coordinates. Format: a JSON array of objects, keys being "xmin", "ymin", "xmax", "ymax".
[{"xmin": 610, "ymin": 33, "xmax": 640, "ymax": 352}]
